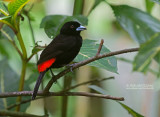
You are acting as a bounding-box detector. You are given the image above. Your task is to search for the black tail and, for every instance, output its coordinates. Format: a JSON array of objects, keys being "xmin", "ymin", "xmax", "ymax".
[{"xmin": 32, "ymin": 71, "xmax": 46, "ymax": 100}]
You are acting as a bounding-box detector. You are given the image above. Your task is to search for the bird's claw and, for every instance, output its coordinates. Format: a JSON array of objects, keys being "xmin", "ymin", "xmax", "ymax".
[
  {"xmin": 66, "ymin": 63, "xmax": 77, "ymax": 72},
  {"xmin": 50, "ymin": 69, "xmax": 57, "ymax": 84}
]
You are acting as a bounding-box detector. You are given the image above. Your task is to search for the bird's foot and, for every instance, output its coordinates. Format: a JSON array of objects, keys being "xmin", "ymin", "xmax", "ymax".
[
  {"xmin": 66, "ymin": 63, "xmax": 77, "ymax": 72},
  {"xmin": 50, "ymin": 69, "xmax": 57, "ymax": 84}
]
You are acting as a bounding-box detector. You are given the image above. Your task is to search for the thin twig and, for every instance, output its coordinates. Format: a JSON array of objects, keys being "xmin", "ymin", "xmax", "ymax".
[
  {"xmin": 0, "ymin": 110, "xmax": 46, "ymax": 117},
  {"xmin": 27, "ymin": 45, "xmax": 46, "ymax": 62},
  {"xmin": 0, "ymin": 91, "xmax": 124, "ymax": 101},
  {"xmin": 9, "ymin": 40, "xmax": 23, "ymax": 59},
  {"xmin": 7, "ymin": 97, "xmax": 42, "ymax": 110},
  {"xmin": 23, "ymin": 4, "xmax": 38, "ymax": 62},
  {"xmin": 26, "ymin": 12, "xmax": 39, "ymax": 61},
  {"xmin": 44, "ymin": 47, "xmax": 139, "ymax": 92},
  {"xmin": 63, "ymin": 77, "xmax": 114, "ymax": 92},
  {"xmin": 0, "ymin": 29, "xmax": 23, "ymax": 59},
  {"xmin": 96, "ymin": 39, "xmax": 104, "ymax": 56},
  {"xmin": 27, "ymin": 53, "xmax": 34, "ymax": 62}
]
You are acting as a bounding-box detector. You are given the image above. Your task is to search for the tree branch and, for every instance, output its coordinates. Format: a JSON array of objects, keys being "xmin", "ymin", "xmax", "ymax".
[
  {"xmin": 0, "ymin": 110, "xmax": 46, "ymax": 117},
  {"xmin": 7, "ymin": 77, "xmax": 114, "ymax": 110},
  {"xmin": 62, "ymin": 77, "xmax": 114, "ymax": 92},
  {"xmin": 96, "ymin": 39, "xmax": 104, "ymax": 56},
  {"xmin": 0, "ymin": 91, "xmax": 124, "ymax": 101},
  {"xmin": 44, "ymin": 47, "xmax": 139, "ymax": 92}
]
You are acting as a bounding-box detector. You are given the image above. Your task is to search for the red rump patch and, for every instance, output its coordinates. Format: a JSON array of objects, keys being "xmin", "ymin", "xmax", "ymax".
[{"xmin": 38, "ymin": 58, "xmax": 56, "ymax": 72}]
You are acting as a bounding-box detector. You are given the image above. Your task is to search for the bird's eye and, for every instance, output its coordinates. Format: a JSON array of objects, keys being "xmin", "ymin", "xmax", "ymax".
[{"xmin": 70, "ymin": 25, "xmax": 74, "ymax": 28}]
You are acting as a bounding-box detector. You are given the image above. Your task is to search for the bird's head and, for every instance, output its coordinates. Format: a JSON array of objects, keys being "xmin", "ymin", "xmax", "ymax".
[{"xmin": 60, "ymin": 21, "xmax": 86, "ymax": 35}]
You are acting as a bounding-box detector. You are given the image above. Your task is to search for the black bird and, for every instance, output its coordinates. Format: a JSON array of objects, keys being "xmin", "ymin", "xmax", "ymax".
[{"xmin": 32, "ymin": 21, "xmax": 86, "ymax": 100}]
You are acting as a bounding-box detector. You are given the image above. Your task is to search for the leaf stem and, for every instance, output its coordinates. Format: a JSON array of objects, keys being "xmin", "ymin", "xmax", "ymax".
[
  {"xmin": 15, "ymin": 29, "xmax": 28, "ymax": 111},
  {"xmin": 73, "ymin": 0, "xmax": 84, "ymax": 15},
  {"xmin": 16, "ymin": 60, "xmax": 27, "ymax": 111},
  {"xmin": 25, "ymin": 12, "xmax": 38, "ymax": 61},
  {"xmin": 16, "ymin": 31, "xmax": 27, "ymax": 60},
  {"xmin": 0, "ymin": 29, "xmax": 23, "ymax": 58}
]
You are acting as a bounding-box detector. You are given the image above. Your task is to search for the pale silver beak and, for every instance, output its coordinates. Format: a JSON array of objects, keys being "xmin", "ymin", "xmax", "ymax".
[{"xmin": 76, "ymin": 25, "xmax": 87, "ymax": 31}]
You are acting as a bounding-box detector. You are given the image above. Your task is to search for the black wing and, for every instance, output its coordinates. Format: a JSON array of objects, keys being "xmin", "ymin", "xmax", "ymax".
[{"xmin": 37, "ymin": 34, "xmax": 77, "ymax": 65}]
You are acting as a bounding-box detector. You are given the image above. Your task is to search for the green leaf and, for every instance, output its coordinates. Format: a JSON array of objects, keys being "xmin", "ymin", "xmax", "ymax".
[
  {"xmin": 151, "ymin": 0, "xmax": 160, "ymax": 4},
  {"xmin": 0, "ymin": 59, "xmax": 31, "ymax": 111},
  {"xmin": 92, "ymin": 0, "xmax": 105, "ymax": 11},
  {"xmin": 8, "ymin": 0, "xmax": 31, "ymax": 21},
  {"xmin": 111, "ymin": 5, "xmax": 160, "ymax": 43},
  {"xmin": 31, "ymin": 41, "xmax": 45, "ymax": 56},
  {"xmin": 118, "ymin": 102, "xmax": 144, "ymax": 117},
  {"xmin": 145, "ymin": 0, "xmax": 155, "ymax": 13},
  {"xmin": 0, "ymin": 16, "xmax": 12, "ymax": 26},
  {"xmin": 118, "ymin": 57, "xmax": 159, "ymax": 76},
  {"xmin": 133, "ymin": 33, "xmax": 160, "ymax": 72},
  {"xmin": 117, "ymin": 57, "xmax": 132, "ymax": 64},
  {"xmin": 0, "ymin": 40, "xmax": 10, "ymax": 57},
  {"xmin": 0, "ymin": 15, "xmax": 11, "ymax": 20},
  {"xmin": 88, "ymin": 0, "xmax": 106, "ymax": 15},
  {"xmin": 0, "ymin": 25, "xmax": 15, "ymax": 40},
  {"xmin": 27, "ymin": 72, "xmax": 39, "ymax": 84},
  {"xmin": 0, "ymin": 16, "xmax": 14, "ymax": 30},
  {"xmin": 32, "ymin": 45, "xmax": 44, "ymax": 54},
  {"xmin": 26, "ymin": 63, "xmax": 39, "ymax": 84},
  {"xmin": 0, "ymin": 1, "xmax": 9, "ymax": 16},
  {"xmin": 75, "ymin": 39, "xmax": 118, "ymax": 73},
  {"xmin": 154, "ymin": 51, "xmax": 160, "ymax": 64},
  {"xmin": 88, "ymin": 85, "xmax": 107, "ymax": 95},
  {"xmin": 40, "ymin": 15, "xmax": 88, "ymax": 38}
]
